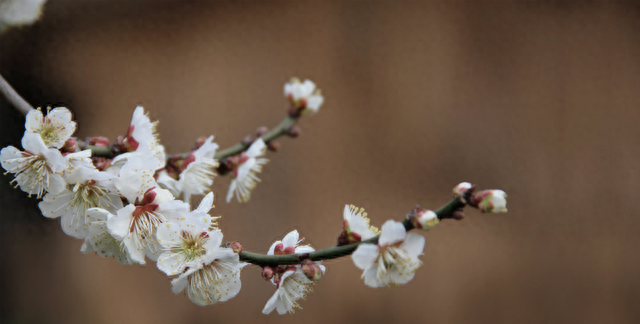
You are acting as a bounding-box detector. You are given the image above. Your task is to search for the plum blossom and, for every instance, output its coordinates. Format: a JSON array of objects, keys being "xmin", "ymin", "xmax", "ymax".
[
  {"xmin": 104, "ymin": 155, "xmax": 190, "ymax": 263},
  {"xmin": 263, "ymin": 230, "xmax": 325, "ymax": 315},
  {"xmin": 157, "ymin": 136, "xmax": 218, "ymax": 203},
  {"xmin": 342, "ymin": 204, "xmax": 379, "ymax": 244},
  {"xmin": 1, "ymin": 133, "xmax": 67, "ymax": 198},
  {"xmin": 170, "ymin": 229, "xmax": 247, "ymax": 306},
  {"xmin": 110, "ymin": 106, "xmax": 166, "ymax": 172},
  {"xmin": 39, "ymin": 165, "xmax": 122, "ymax": 238},
  {"xmin": 24, "ymin": 107, "xmax": 76, "ymax": 148},
  {"xmin": 351, "ymin": 220, "xmax": 425, "ymax": 288},
  {"xmin": 156, "ymin": 192, "xmax": 221, "ymax": 276},
  {"xmin": 226, "ymin": 139, "xmax": 268, "ymax": 203},
  {"xmin": 284, "ymin": 78, "xmax": 324, "ymax": 113}
]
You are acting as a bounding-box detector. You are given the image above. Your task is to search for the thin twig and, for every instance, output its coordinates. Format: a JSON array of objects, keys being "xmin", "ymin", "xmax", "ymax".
[{"xmin": 0, "ymin": 73, "xmax": 34, "ymax": 115}]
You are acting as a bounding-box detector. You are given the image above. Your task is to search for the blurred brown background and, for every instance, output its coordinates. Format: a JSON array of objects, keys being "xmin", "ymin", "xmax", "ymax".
[{"xmin": 2, "ymin": 1, "xmax": 640, "ymax": 323}]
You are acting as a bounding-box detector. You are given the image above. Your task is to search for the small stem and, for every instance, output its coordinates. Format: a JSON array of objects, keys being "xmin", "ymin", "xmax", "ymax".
[
  {"xmin": 238, "ymin": 196, "xmax": 466, "ymax": 267},
  {"xmin": 0, "ymin": 73, "xmax": 34, "ymax": 115}
]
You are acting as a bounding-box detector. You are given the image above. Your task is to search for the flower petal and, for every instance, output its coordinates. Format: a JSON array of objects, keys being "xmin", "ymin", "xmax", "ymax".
[
  {"xmin": 351, "ymin": 243, "xmax": 379, "ymax": 270},
  {"xmin": 401, "ymin": 233, "xmax": 425, "ymax": 258},
  {"xmin": 378, "ymin": 220, "xmax": 407, "ymax": 246},
  {"xmin": 282, "ymin": 230, "xmax": 300, "ymax": 247}
]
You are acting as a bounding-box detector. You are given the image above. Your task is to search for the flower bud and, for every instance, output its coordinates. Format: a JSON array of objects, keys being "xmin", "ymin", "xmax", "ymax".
[
  {"xmin": 267, "ymin": 141, "xmax": 281, "ymax": 152},
  {"xmin": 453, "ymin": 182, "xmax": 472, "ymax": 197},
  {"xmin": 411, "ymin": 209, "xmax": 439, "ymax": 230},
  {"xmin": 474, "ymin": 190, "xmax": 508, "ymax": 213},
  {"xmin": 262, "ymin": 266, "xmax": 274, "ymax": 280},
  {"xmin": 62, "ymin": 138, "xmax": 77, "ymax": 152},
  {"xmin": 301, "ymin": 260, "xmax": 323, "ymax": 281},
  {"xmin": 256, "ymin": 126, "xmax": 269, "ymax": 137},
  {"xmin": 286, "ymin": 125, "xmax": 301, "ymax": 138},
  {"xmin": 88, "ymin": 136, "xmax": 110, "ymax": 147},
  {"xmin": 230, "ymin": 241, "xmax": 243, "ymax": 254}
]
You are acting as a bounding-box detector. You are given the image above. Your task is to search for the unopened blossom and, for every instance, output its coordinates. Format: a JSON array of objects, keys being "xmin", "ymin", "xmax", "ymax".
[
  {"xmin": 263, "ymin": 230, "xmax": 325, "ymax": 315},
  {"xmin": 351, "ymin": 220, "xmax": 425, "ymax": 288},
  {"xmin": 81, "ymin": 208, "xmax": 135, "ymax": 265},
  {"xmin": 39, "ymin": 165, "xmax": 122, "ymax": 238},
  {"xmin": 156, "ymin": 192, "xmax": 220, "ymax": 275},
  {"xmin": 170, "ymin": 230, "xmax": 247, "ymax": 306},
  {"xmin": 158, "ymin": 136, "xmax": 218, "ymax": 203},
  {"xmin": 475, "ymin": 190, "xmax": 508, "ymax": 213},
  {"xmin": 1, "ymin": 133, "xmax": 67, "ymax": 198},
  {"xmin": 343, "ymin": 204, "xmax": 379, "ymax": 243},
  {"xmin": 106, "ymin": 155, "xmax": 190, "ymax": 264},
  {"xmin": 411, "ymin": 209, "xmax": 439, "ymax": 230},
  {"xmin": 24, "ymin": 107, "xmax": 76, "ymax": 148},
  {"xmin": 226, "ymin": 139, "xmax": 268, "ymax": 203},
  {"xmin": 0, "ymin": 0, "xmax": 46, "ymax": 29},
  {"xmin": 111, "ymin": 106, "xmax": 166, "ymax": 172},
  {"xmin": 284, "ymin": 78, "xmax": 324, "ymax": 113},
  {"xmin": 453, "ymin": 182, "xmax": 472, "ymax": 197}
]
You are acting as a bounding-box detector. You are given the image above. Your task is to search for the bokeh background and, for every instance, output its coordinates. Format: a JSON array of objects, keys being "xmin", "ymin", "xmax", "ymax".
[{"xmin": 2, "ymin": 1, "xmax": 640, "ymax": 323}]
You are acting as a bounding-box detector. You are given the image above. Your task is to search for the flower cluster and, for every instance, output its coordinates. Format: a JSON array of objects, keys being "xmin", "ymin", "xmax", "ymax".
[{"xmin": 1, "ymin": 77, "xmax": 508, "ymax": 315}]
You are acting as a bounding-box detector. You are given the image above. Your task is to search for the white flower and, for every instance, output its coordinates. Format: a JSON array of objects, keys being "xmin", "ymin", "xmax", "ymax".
[
  {"xmin": 343, "ymin": 204, "xmax": 379, "ymax": 243},
  {"xmin": 263, "ymin": 230, "xmax": 325, "ymax": 315},
  {"xmin": 476, "ymin": 189, "xmax": 508, "ymax": 213},
  {"xmin": 105, "ymin": 155, "xmax": 190, "ymax": 264},
  {"xmin": 284, "ymin": 78, "xmax": 324, "ymax": 113},
  {"xmin": 351, "ymin": 220, "xmax": 425, "ymax": 288},
  {"xmin": 116, "ymin": 106, "xmax": 166, "ymax": 170},
  {"xmin": 226, "ymin": 139, "xmax": 268, "ymax": 203},
  {"xmin": 39, "ymin": 165, "xmax": 122, "ymax": 238},
  {"xmin": 0, "ymin": 0, "xmax": 46, "ymax": 28},
  {"xmin": 262, "ymin": 268, "xmax": 315, "ymax": 315},
  {"xmin": 25, "ymin": 107, "xmax": 76, "ymax": 149},
  {"xmin": 156, "ymin": 193, "xmax": 220, "ymax": 275},
  {"xmin": 1, "ymin": 133, "xmax": 67, "ymax": 198},
  {"xmin": 158, "ymin": 135, "xmax": 219, "ymax": 203},
  {"xmin": 81, "ymin": 208, "xmax": 135, "ymax": 265},
  {"xmin": 170, "ymin": 230, "xmax": 246, "ymax": 306}
]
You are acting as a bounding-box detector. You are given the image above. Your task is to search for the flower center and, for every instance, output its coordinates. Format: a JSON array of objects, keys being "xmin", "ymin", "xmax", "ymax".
[
  {"xmin": 36, "ymin": 119, "xmax": 64, "ymax": 147},
  {"xmin": 177, "ymin": 231, "xmax": 209, "ymax": 261},
  {"xmin": 5, "ymin": 152, "xmax": 51, "ymax": 198}
]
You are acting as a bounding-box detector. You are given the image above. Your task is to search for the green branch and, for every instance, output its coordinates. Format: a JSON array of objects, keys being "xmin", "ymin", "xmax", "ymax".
[{"xmin": 238, "ymin": 196, "xmax": 466, "ymax": 267}]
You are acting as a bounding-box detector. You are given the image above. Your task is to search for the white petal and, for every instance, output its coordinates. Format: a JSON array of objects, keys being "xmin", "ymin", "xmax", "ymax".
[
  {"xmin": 363, "ymin": 266, "xmax": 384, "ymax": 288},
  {"xmin": 245, "ymin": 139, "xmax": 266, "ymax": 158},
  {"xmin": 157, "ymin": 252, "xmax": 184, "ymax": 275},
  {"xmin": 107, "ymin": 205, "xmax": 135, "ymax": 239},
  {"xmin": 24, "ymin": 109, "xmax": 44, "ymax": 132},
  {"xmin": 401, "ymin": 233, "xmax": 425, "ymax": 257},
  {"xmin": 0, "ymin": 146, "xmax": 22, "ymax": 171},
  {"xmin": 155, "ymin": 222, "xmax": 182, "ymax": 247},
  {"xmin": 46, "ymin": 173, "xmax": 66, "ymax": 195},
  {"xmin": 351, "ymin": 244, "xmax": 379, "ymax": 270},
  {"xmin": 196, "ymin": 192, "xmax": 215, "ymax": 214},
  {"xmin": 262, "ymin": 290, "xmax": 281, "ymax": 315},
  {"xmin": 226, "ymin": 180, "xmax": 236, "ymax": 203},
  {"xmin": 38, "ymin": 191, "xmax": 71, "ymax": 219},
  {"xmin": 21, "ymin": 132, "xmax": 47, "ymax": 154},
  {"xmin": 295, "ymin": 245, "xmax": 315, "ymax": 254},
  {"xmin": 389, "ymin": 267, "xmax": 416, "ymax": 285},
  {"xmin": 378, "ymin": 220, "xmax": 407, "ymax": 246},
  {"xmin": 282, "ymin": 230, "xmax": 299, "ymax": 247}
]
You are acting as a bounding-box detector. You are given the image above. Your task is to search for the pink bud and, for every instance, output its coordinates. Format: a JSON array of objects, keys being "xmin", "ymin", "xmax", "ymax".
[
  {"xmin": 473, "ymin": 190, "xmax": 508, "ymax": 213},
  {"xmin": 283, "ymin": 246, "xmax": 296, "ymax": 255},
  {"xmin": 411, "ymin": 209, "xmax": 439, "ymax": 230},
  {"xmin": 62, "ymin": 138, "xmax": 77, "ymax": 152},
  {"xmin": 230, "ymin": 241, "xmax": 243, "ymax": 254},
  {"xmin": 262, "ymin": 266, "xmax": 274, "ymax": 280}
]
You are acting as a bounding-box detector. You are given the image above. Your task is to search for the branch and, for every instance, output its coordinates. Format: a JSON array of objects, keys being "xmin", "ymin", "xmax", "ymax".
[
  {"xmin": 0, "ymin": 73, "xmax": 34, "ymax": 115},
  {"xmin": 238, "ymin": 196, "xmax": 466, "ymax": 267}
]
